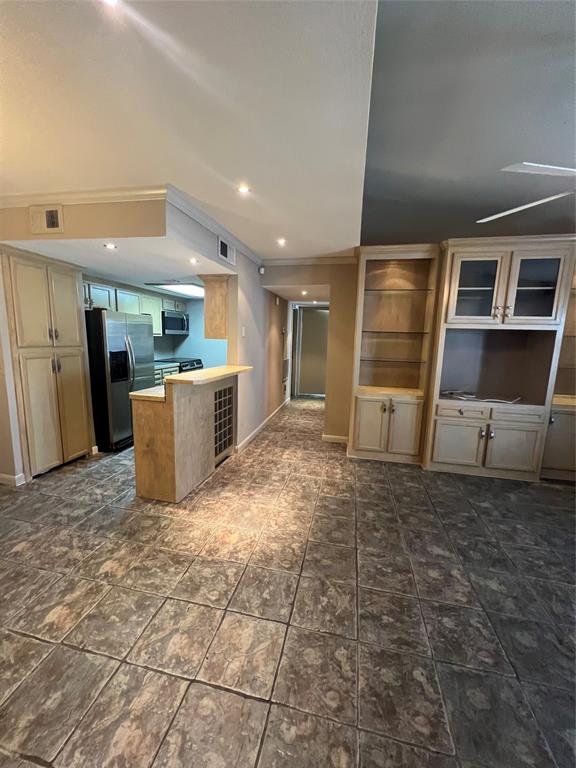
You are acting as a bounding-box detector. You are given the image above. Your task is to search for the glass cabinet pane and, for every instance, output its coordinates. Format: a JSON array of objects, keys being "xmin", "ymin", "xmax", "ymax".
[
  {"xmin": 454, "ymin": 259, "xmax": 498, "ymax": 317},
  {"xmin": 513, "ymin": 258, "xmax": 560, "ymax": 317}
]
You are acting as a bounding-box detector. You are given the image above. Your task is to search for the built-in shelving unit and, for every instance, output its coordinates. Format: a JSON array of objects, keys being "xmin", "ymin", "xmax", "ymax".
[
  {"xmin": 358, "ymin": 256, "xmax": 437, "ymax": 392},
  {"xmin": 348, "ymin": 245, "xmax": 439, "ymax": 463},
  {"xmin": 423, "ymin": 235, "xmax": 575, "ymax": 481}
]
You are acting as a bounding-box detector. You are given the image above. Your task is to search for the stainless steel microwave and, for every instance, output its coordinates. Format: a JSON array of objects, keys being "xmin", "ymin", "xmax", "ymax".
[{"xmin": 162, "ymin": 310, "xmax": 189, "ymax": 336}]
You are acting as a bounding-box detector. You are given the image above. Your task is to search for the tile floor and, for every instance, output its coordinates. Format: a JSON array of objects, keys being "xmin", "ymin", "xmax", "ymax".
[{"xmin": 0, "ymin": 399, "xmax": 574, "ymax": 768}]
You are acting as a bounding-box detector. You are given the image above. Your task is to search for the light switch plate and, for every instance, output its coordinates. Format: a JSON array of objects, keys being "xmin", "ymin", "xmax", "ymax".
[{"xmin": 241, "ymin": 325, "xmax": 246, "ymax": 338}]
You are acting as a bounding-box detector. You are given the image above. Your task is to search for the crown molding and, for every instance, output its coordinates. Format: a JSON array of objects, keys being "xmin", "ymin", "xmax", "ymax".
[
  {"xmin": 262, "ymin": 254, "xmax": 357, "ymax": 267},
  {"xmin": 442, "ymin": 234, "xmax": 576, "ymax": 248},
  {"xmin": 358, "ymin": 243, "xmax": 439, "ymax": 257},
  {"xmin": 0, "ymin": 185, "xmax": 167, "ymax": 209}
]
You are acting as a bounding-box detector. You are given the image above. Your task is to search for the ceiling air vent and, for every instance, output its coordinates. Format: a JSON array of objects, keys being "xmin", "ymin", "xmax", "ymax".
[
  {"xmin": 218, "ymin": 237, "xmax": 236, "ymax": 266},
  {"xmin": 29, "ymin": 205, "xmax": 64, "ymax": 234}
]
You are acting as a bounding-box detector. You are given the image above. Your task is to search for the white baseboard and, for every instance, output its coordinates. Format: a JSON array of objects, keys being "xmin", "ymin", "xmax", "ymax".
[
  {"xmin": 237, "ymin": 398, "xmax": 289, "ymax": 452},
  {"xmin": 0, "ymin": 472, "xmax": 26, "ymax": 487},
  {"xmin": 322, "ymin": 434, "xmax": 348, "ymax": 444}
]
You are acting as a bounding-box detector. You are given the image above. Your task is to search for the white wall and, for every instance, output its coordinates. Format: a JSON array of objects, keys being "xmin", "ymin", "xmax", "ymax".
[{"xmin": 232, "ymin": 250, "xmax": 269, "ymax": 446}]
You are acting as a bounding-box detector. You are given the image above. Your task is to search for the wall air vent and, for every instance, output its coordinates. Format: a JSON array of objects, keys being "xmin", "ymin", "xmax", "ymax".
[
  {"xmin": 29, "ymin": 205, "xmax": 64, "ymax": 234},
  {"xmin": 218, "ymin": 237, "xmax": 236, "ymax": 266}
]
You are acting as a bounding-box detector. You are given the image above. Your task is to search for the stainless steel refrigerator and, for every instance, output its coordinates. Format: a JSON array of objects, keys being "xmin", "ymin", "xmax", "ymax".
[{"xmin": 85, "ymin": 309, "xmax": 155, "ymax": 451}]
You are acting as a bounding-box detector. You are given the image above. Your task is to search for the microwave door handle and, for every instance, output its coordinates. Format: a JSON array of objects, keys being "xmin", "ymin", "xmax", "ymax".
[
  {"xmin": 125, "ymin": 336, "xmax": 135, "ymax": 388},
  {"xmin": 184, "ymin": 315, "xmax": 189, "ymax": 333}
]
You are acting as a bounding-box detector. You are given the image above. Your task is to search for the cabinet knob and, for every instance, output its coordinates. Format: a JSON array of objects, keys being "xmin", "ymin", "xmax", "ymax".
[
  {"xmin": 48, "ymin": 327, "xmax": 53, "ymax": 340},
  {"xmin": 549, "ymin": 416, "xmax": 555, "ymax": 424},
  {"xmin": 504, "ymin": 312, "xmax": 511, "ymax": 318},
  {"xmin": 458, "ymin": 408, "xmax": 464, "ymax": 416},
  {"xmin": 479, "ymin": 428, "xmax": 486, "ymax": 439},
  {"xmin": 54, "ymin": 328, "xmax": 59, "ymax": 340},
  {"xmin": 381, "ymin": 403, "xmax": 387, "ymax": 413},
  {"xmin": 489, "ymin": 430, "xmax": 495, "ymax": 439}
]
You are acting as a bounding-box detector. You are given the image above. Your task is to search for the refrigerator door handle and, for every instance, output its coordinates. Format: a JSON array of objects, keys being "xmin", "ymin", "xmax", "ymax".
[{"xmin": 125, "ymin": 335, "xmax": 135, "ymax": 388}]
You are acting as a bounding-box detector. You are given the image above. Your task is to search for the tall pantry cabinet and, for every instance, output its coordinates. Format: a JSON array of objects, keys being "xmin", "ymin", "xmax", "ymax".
[{"xmin": 2, "ymin": 249, "xmax": 92, "ymax": 477}]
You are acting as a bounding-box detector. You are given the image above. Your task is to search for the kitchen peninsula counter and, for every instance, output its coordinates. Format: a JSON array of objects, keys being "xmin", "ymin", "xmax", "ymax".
[{"xmin": 129, "ymin": 365, "xmax": 252, "ymax": 502}]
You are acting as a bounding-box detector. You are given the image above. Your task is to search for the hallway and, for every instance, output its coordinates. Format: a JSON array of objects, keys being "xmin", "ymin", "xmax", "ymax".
[{"xmin": 0, "ymin": 399, "xmax": 574, "ymax": 767}]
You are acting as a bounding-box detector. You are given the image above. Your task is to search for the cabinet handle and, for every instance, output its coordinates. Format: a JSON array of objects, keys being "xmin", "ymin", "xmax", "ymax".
[
  {"xmin": 494, "ymin": 306, "xmax": 502, "ymax": 311},
  {"xmin": 54, "ymin": 328, "xmax": 59, "ymax": 340},
  {"xmin": 549, "ymin": 416, "xmax": 555, "ymax": 424},
  {"xmin": 458, "ymin": 408, "xmax": 464, "ymax": 416},
  {"xmin": 479, "ymin": 428, "xmax": 486, "ymax": 439},
  {"xmin": 51, "ymin": 358, "xmax": 56, "ymax": 374},
  {"xmin": 489, "ymin": 430, "xmax": 495, "ymax": 439},
  {"xmin": 381, "ymin": 403, "xmax": 387, "ymax": 413},
  {"xmin": 504, "ymin": 312, "xmax": 511, "ymax": 318},
  {"xmin": 390, "ymin": 404, "xmax": 395, "ymax": 414},
  {"xmin": 48, "ymin": 327, "xmax": 53, "ymax": 341},
  {"xmin": 56, "ymin": 358, "xmax": 62, "ymax": 373}
]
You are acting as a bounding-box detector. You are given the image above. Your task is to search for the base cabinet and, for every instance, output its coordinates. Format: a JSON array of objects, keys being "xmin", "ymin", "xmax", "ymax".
[
  {"xmin": 353, "ymin": 396, "xmax": 423, "ymax": 460},
  {"xmin": 432, "ymin": 420, "xmax": 486, "ymax": 467},
  {"xmin": 484, "ymin": 423, "xmax": 542, "ymax": 473},
  {"xmin": 19, "ymin": 350, "xmax": 63, "ymax": 475},
  {"xmin": 543, "ymin": 408, "xmax": 576, "ymax": 474},
  {"xmin": 55, "ymin": 349, "xmax": 91, "ymax": 463},
  {"xmin": 431, "ymin": 415, "xmax": 544, "ymax": 476}
]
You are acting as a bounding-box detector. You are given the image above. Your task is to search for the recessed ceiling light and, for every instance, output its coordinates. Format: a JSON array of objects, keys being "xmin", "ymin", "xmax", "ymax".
[
  {"xmin": 104, "ymin": 242, "xmax": 117, "ymax": 250},
  {"xmin": 301, "ymin": 290, "xmax": 308, "ymax": 296},
  {"xmin": 189, "ymin": 257, "xmax": 198, "ymax": 265},
  {"xmin": 277, "ymin": 238, "xmax": 286, "ymax": 247},
  {"xmin": 102, "ymin": 0, "xmax": 118, "ymax": 6},
  {"xmin": 237, "ymin": 184, "xmax": 251, "ymax": 196}
]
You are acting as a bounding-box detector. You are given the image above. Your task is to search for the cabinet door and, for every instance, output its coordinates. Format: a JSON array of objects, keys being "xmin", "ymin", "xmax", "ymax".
[
  {"xmin": 19, "ymin": 350, "xmax": 63, "ymax": 475},
  {"xmin": 355, "ymin": 397, "xmax": 388, "ymax": 451},
  {"xmin": 140, "ymin": 295, "xmax": 163, "ymax": 335},
  {"xmin": 432, "ymin": 419, "xmax": 486, "ymax": 466},
  {"xmin": 55, "ymin": 349, "xmax": 91, "ymax": 462},
  {"xmin": 446, "ymin": 253, "xmax": 510, "ymax": 324},
  {"xmin": 543, "ymin": 410, "xmax": 575, "ymax": 472},
  {"xmin": 89, "ymin": 283, "xmax": 116, "ymax": 310},
  {"xmin": 174, "ymin": 300, "xmax": 187, "ymax": 312},
  {"xmin": 117, "ymin": 290, "xmax": 141, "ymax": 315},
  {"xmin": 484, "ymin": 422, "xmax": 542, "ymax": 473},
  {"xmin": 49, "ymin": 268, "xmax": 82, "ymax": 347},
  {"xmin": 387, "ymin": 399, "xmax": 423, "ymax": 456},
  {"xmin": 10, "ymin": 257, "xmax": 52, "ymax": 347},
  {"xmin": 504, "ymin": 251, "xmax": 567, "ymax": 324},
  {"xmin": 162, "ymin": 298, "xmax": 176, "ymax": 311}
]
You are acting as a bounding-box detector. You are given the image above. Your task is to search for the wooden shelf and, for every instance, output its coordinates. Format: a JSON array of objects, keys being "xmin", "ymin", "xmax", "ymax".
[
  {"xmin": 361, "ymin": 358, "xmax": 425, "ymax": 364},
  {"xmin": 364, "ymin": 288, "xmax": 432, "ymax": 293},
  {"xmin": 356, "ymin": 385, "xmax": 424, "ymax": 399}
]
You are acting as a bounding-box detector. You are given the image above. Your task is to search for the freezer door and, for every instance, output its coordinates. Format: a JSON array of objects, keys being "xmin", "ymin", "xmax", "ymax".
[
  {"xmin": 104, "ymin": 311, "xmax": 132, "ymax": 446},
  {"xmin": 126, "ymin": 312, "xmax": 155, "ymax": 391}
]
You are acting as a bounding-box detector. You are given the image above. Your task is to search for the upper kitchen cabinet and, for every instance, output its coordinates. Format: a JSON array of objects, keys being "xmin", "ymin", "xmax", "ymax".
[
  {"xmin": 162, "ymin": 297, "xmax": 187, "ymax": 313},
  {"xmin": 87, "ymin": 282, "xmax": 116, "ymax": 311},
  {"xmin": 116, "ymin": 289, "xmax": 141, "ymax": 315},
  {"xmin": 9, "ymin": 257, "xmax": 53, "ymax": 347},
  {"xmin": 140, "ymin": 294, "xmax": 162, "ymax": 335},
  {"xmin": 446, "ymin": 241, "xmax": 573, "ymax": 326},
  {"xmin": 9, "ymin": 255, "xmax": 83, "ymax": 347},
  {"xmin": 49, "ymin": 267, "xmax": 83, "ymax": 346}
]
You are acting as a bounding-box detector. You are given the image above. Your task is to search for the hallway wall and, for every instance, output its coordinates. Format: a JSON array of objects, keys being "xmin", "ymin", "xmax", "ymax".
[{"xmin": 263, "ymin": 255, "xmax": 358, "ymax": 439}]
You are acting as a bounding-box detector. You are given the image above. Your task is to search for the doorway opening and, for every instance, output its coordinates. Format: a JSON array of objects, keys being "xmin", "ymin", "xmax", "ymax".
[{"xmin": 291, "ymin": 304, "xmax": 329, "ymax": 398}]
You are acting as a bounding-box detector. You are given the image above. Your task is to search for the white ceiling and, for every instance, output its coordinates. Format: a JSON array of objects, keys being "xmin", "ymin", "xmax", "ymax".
[{"xmin": 0, "ymin": 0, "xmax": 376, "ymax": 261}]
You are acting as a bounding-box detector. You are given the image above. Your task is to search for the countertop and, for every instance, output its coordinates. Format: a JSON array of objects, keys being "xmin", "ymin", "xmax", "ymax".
[{"xmin": 130, "ymin": 365, "xmax": 252, "ymax": 401}]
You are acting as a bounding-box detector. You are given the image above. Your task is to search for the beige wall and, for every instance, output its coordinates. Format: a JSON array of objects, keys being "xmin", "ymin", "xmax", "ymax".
[
  {"xmin": 263, "ymin": 258, "xmax": 358, "ymax": 438},
  {"xmin": 0, "ymin": 200, "xmax": 166, "ymax": 241},
  {"xmin": 266, "ymin": 293, "xmax": 288, "ymax": 414}
]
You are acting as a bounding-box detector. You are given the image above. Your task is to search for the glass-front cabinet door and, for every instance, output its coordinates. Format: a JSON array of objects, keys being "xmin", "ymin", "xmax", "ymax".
[
  {"xmin": 446, "ymin": 252, "xmax": 510, "ymax": 324},
  {"xmin": 504, "ymin": 251, "xmax": 567, "ymax": 324}
]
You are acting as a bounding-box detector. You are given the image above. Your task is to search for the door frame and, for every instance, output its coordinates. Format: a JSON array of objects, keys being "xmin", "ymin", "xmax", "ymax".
[{"xmin": 292, "ymin": 304, "xmax": 329, "ymax": 398}]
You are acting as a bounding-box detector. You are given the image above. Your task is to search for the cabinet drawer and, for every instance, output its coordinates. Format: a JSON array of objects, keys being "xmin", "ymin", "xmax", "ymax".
[
  {"xmin": 489, "ymin": 407, "xmax": 545, "ymax": 424},
  {"xmin": 436, "ymin": 403, "xmax": 491, "ymax": 420}
]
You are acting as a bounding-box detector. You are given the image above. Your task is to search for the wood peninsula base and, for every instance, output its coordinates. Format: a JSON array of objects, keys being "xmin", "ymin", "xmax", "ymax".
[{"xmin": 129, "ymin": 365, "xmax": 252, "ymax": 503}]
